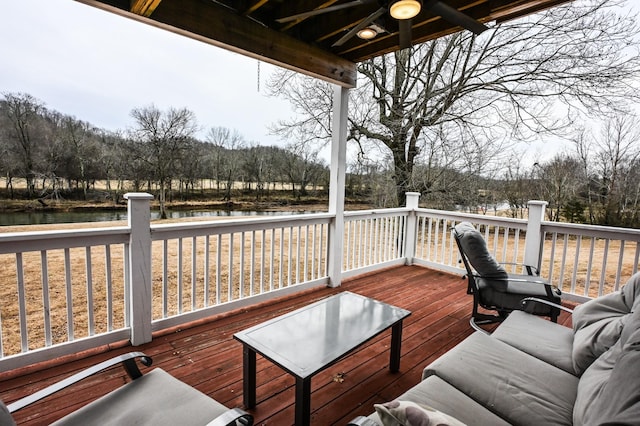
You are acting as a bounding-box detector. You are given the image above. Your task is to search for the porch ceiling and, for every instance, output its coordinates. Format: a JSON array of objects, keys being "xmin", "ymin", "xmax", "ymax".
[{"xmin": 75, "ymin": 0, "xmax": 572, "ymax": 88}]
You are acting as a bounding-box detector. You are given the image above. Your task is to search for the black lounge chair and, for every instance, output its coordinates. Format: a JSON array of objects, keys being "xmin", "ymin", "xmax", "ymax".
[
  {"xmin": 2, "ymin": 352, "xmax": 253, "ymax": 426},
  {"xmin": 453, "ymin": 221, "xmax": 561, "ymax": 331}
]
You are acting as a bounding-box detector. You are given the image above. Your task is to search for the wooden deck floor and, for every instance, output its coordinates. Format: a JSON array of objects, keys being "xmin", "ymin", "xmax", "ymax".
[{"xmin": 0, "ymin": 266, "xmax": 573, "ymax": 425}]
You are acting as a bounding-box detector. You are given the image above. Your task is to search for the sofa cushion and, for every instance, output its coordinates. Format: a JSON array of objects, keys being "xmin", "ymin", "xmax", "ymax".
[
  {"xmin": 492, "ymin": 310, "xmax": 575, "ymax": 374},
  {"xmin": 573, "ymin": 307, "xmax": 640, "ymax": 425},
  {"xmin": 572, "ymin": 272, "xmax": 640, "ymax": 375},
  {"xmin": 374, "ymin": 400, "xmax": 466, "ymax": 426},
  {"xmin": 372, "ymin": 375, "xmax": 510, "ymax": 426},
  {"xmin": 454, "ymin": 222, "xmax": 508, "ymax": 291},
  {"xmin": 423, "ymin": 332, "xmax": 578, "ymax": 426}
]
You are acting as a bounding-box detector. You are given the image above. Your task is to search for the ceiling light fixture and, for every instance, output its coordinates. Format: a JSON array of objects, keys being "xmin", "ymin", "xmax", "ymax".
[
  {"xmin": 357, "ymin": 26, "xmax": 378, "ymax": 40},
  {"xmin": 389, "ymin": 0, "xmax": 422, "ymax": 20}
]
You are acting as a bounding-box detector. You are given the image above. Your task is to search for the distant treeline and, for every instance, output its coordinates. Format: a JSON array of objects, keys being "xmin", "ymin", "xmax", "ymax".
[{"xmin": 2, "ymin": 92, "xmax": 640, "ymax": 227}]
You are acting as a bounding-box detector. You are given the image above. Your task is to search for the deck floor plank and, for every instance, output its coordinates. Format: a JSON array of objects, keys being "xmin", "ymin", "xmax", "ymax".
[{"xmin": 0, "ymin": 266, "xmax": 574, "ymax": 425}]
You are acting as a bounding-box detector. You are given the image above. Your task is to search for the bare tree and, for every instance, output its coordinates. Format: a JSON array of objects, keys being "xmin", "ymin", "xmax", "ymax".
[
  {"xmin": 129, "ymin": 105, "xmax": 198, "ymax": 218},
  {"xmin": 0, "ymin": 92, "xmax": 46, "ymax": 196},
  {"xmin": 592, "ymin": 113, "xmax": 640, "ymax": 225},
  {"xmin": 205, "ymin": 126, "xmax": 245, "ymax": 201},
  {"xmin": 532, "ymin": 155, "xmax": 584, "ymax": 221},
  {"xmin": 268, "ymin": 0, "xmax": 640, "ymax": 206}
]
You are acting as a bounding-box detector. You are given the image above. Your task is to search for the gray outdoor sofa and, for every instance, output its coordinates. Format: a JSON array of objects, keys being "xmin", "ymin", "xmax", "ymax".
[{"xmin": 350, "ymin": 272, "xmax": 640, "ymax": 426}]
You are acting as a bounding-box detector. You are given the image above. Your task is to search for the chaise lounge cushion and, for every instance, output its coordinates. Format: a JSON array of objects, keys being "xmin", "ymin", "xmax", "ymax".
[
  {"xmin": 571, "ymin": 273, "xmax": 640, "ymax": 375},
  {"xmin": 492, "ymin": 310, "xmax": 575, "ymax": 374},
  {"xmin": 51, "ymin": 368, "xmax": 232, "ymax": 426},
  {"xmin": 423, "ymin": 332, "xmax": 579, "ymax": 426}
]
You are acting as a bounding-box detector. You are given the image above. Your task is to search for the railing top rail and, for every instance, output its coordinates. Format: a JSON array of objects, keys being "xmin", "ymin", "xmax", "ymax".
[
  {"xmin": 344, "ymin": 208, "xmax": 409, "ymax": 218},
  {"xmin": 0, "ymin": 226, "xmax": 131, "ymax": 254},
  {"xmin": 150, "ymin": 212, "xmax": 335, "ymax": 239},
  {"xmin": 541, "ymin": 221, "xmax": 640, "ymax": 241},
  {"xmin": 415, "ymin": 208, "xmax": 528, "ymax": 228}
]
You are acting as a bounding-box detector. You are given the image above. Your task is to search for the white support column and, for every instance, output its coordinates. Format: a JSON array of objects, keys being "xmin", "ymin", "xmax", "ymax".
[
  {"xmin": 524, "ymin": 200, "xmax": 548, "ymax": 271},
  {"xmin": 327, "ymin": 85, "xmax": 349, "ymax": 288},
  {"xmin": 125, "ymin": 192, "xmax": 154, "ymax": 345},
  {"xmin": 404, "ymin": 192, "xmax": 421, "ymax": 265}
]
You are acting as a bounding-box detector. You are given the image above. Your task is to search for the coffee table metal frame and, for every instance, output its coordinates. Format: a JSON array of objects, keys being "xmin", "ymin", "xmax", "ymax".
[{"xmin": 233, "ymin": 291, "xmax": 411, "ymax": 425}]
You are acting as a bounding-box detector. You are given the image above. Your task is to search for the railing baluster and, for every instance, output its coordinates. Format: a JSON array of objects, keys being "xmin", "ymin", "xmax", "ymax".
[
  {"xmin": 240, "ymin": 232, "xmax": 246, "ymax": 298},
  {"xmin": 85, "ymin": 246, "xmax": 94, "ymax": 336},
  {"xmin": 599, "ymin": 239, "xmax": 609, "ymax": 297},
  {"xmin": 191, "ymin": 236, "xmax": 197, "ymax": 310},
  {"xmin": 162, "ymin": 240, "xmax": 169, "ymax": 317},
  {"xmin": 585, "ymin": 237, "xmax": 595, "ymax": 296},
  {"xmin": 571, "ymin": 237, "xmax": 581, "ymax": 294},
  {"xmin": 64, "ymin": 248, "xmax": 73, "ymax": 342},
  {"xmin": 178, "ymin": 239, "xmax": 184, "ymax": 313},
  {"xmin": 615, "ymin": 241, "xmax": 625, "ymax": 291},
  {"xmin": 216, "ymin": 235, "xmax": 222, "ymax": 304},
  {"xmin": 41, "ymin": 250, "xmax": 52, "ymax": 346},
  {"xmin": 16, "ymin": 253, "xmax": 28, "ymax": 352},
  {"xmin": 228, "ymin": 233, "xmax": 234, "ymax": 301},
  {"xmin": 204, "ymin": 235, "xmax": 210, "ymax": 307},
  {"xmin": 104, "ymin": 245, "xmax": 113, "ymax": 332}
]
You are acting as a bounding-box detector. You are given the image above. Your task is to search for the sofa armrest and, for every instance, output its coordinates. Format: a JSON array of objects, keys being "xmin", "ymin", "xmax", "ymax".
[
  {"xmin": 206, "ymin": 407, "xmax": 253, "ymax": 426},
  {"xmin": 7, "ymin": 352, "xmax": 152, "ymax": 413},
  {"xmin": 521, "ymin": 297, "xmax": 573, "ymax": 314}
]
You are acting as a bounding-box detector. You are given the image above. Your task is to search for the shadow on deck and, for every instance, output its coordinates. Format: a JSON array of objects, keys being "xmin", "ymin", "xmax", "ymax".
[{"xmin": 0, "ymin": 265, "xmax": 573, "ymax": 425}]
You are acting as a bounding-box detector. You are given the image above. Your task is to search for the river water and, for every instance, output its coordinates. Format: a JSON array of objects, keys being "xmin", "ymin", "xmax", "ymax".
[{"xmin": 0, "ymin": 209, "xmax": 304, "ymax": 226}]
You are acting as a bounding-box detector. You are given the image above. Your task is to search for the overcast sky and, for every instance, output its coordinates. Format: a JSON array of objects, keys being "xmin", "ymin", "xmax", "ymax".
[{"xmin": 0, "ymin": 0, "xmax": 294, "ymax": 147}]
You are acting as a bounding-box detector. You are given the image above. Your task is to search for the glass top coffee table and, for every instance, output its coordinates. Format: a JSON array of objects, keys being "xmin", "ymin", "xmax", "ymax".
[{"xmin": 233, "ymin": 291, "xmax": 411, "ymax": 426}]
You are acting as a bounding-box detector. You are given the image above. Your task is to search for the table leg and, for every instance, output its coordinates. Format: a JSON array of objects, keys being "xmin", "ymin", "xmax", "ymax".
[
  {"xmin": 242, "ymin": 345, "xmax": 257, "ymax": 408},
  {"xmin": 295, "ymin": 376, "xmax": 312, "ymax": 426},
  {"xmin": 389, "ymin": 320, "xmax": 403, "ymax": 372}
]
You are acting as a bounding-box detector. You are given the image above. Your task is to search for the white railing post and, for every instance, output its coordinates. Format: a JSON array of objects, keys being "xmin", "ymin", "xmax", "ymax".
[
  {"xmin": 404, "ymin": 192, "xmax": 421, "ymax": 265},
  {"xmin": 125, "ymin": 192, "xmax": 154, "ymax": 345},
  {"xmin": 524, "ymin": 200, "xmax": 548, "ymax": 271},
  {"xmin": 327, "ymin": 85, "xmax": 349, "ymax": 288}
]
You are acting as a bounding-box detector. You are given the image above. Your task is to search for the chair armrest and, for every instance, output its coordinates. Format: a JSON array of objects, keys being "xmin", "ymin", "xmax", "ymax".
[
  {"xmin": 206, "ymin": 407, "xmax": 253, "ymax": 426},
  {"xmin": 472, "ymin": 273, "xmax": 550, "ymax": 286},
  {"xmin": 346, "ymin": 415, "xmax": 380, "ymax": 426},
  {"xmin": 7, "ymin": 352, "xmax": 152, "ymax": 413},
  {"xmin": 521, "ymin": 297, "xmax": 573, "ymax": 314},
  {"xmin": 498, "ymin": 263, "xmax": 539, "ymax": 275}
]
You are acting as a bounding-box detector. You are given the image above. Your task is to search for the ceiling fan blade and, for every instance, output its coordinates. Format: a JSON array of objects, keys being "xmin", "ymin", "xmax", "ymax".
[
  {"xmin": 427, "ymin": 0, "xmax": 488, "ymax": 35},
  {"xmin": 399, "ymin": 19, "xmax": 412, "ymax": 49},
  {"xmin": 276, "ymin": 0, "xmax": 371, "ymax": 23},
  {"xmin": 332, "ymin": 7, "xmax": 386, "ymax": 47}
]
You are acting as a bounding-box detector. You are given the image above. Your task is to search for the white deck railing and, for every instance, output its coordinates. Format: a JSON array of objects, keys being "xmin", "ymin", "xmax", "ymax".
[{"xmin": 1, "ymin": 193, "xmax": 639, "ymax": 371}]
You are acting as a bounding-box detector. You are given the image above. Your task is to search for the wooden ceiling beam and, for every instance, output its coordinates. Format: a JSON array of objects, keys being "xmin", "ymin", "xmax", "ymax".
[{"xmin": 77, "ymin": 0, "xmax": 357, "ymax": 87}]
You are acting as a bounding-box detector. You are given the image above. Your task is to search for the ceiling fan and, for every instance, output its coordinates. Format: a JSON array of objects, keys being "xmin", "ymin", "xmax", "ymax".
[{"xmin": 276, "ymin": 0, "xmax": 488, "ymax": 49}]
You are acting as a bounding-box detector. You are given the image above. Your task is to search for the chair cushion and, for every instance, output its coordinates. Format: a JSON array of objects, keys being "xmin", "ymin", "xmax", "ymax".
[
  {"xmin": 477, "ymin": 277, "xmax": 560, "ymax": 314},
  {"xmin": 51, "ymin": 369, "xmax": 230, "ymax": 426},
  {"xmin": 374, "ymin": 400, "xmax": 466, "ymax": 426},
  {"xmin": 454, "ymin": 222, "xmax": 508, "ymax": 291},
  {"xmin": 572, "ymin": 272, "xmax": 640, "ymax": 375},
  {"xmin": 492, "ymin": 310, "xmax": 575, "ymax": 374}
]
